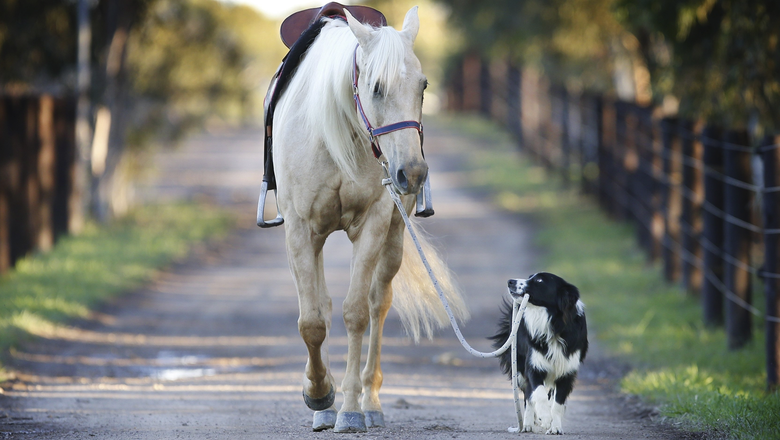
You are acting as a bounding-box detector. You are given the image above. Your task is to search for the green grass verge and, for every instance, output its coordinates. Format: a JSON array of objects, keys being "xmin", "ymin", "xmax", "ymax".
[
  {"xmin": 431, "ymin": 114, "xmax": 780, "ymax": 440},
  {"xmin": 0, "ymin": 203, "xmax": 234, "ymax": 381}
]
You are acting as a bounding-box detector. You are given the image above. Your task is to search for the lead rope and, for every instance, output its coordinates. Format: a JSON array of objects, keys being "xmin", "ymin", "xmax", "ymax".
[{"xmin": 381, "ymin": 173, "xmax": 529, "ymax": 433}]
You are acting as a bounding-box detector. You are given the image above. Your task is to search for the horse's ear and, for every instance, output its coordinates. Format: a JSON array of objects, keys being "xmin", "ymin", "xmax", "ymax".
[
  {"xmin": 345, "ymin": 8, "xmax": 372, "ymax": 48},
  {"xmin": 401, "ymin": 6, "xmax": 419, "ymax": 43}
]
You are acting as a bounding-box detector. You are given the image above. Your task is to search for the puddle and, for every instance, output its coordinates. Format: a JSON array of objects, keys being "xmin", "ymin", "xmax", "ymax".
[
  {"xmin": 151, "ymin": 367, "xmax": 217, "ymax": 381},
  {"xmin": 144, "ymin": 351, "xmax": 218, "ymax": 381}
]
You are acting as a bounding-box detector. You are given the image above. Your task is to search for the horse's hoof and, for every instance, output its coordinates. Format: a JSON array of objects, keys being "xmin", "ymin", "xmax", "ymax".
[
  {"xmin": 364, "ymin": 410, "xmax": 385, "ymax": 428},
  {"xmin": 302, "ymin": 385, "xmax": 335, "ymax": 411},
  {"xmin": 334, "ymin": 411, "xmax": 367, "ymax": 433},
  {"xmin": 312, "ymin": 409, "xmax": 337, "ymax": 431}
]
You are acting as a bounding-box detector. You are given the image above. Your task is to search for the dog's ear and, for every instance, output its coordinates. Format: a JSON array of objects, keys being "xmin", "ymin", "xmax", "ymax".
[{"xmin": 556, "ymin": 282, "xmax": 580, "ymax": 324}]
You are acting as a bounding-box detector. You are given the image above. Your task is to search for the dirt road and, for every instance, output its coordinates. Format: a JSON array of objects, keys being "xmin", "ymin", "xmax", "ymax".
[{"xmin": 1, "ymin": 121, "xmax": 680, "ymax": 439}]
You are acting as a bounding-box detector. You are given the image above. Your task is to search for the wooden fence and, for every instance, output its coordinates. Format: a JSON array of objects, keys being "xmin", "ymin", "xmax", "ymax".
[
  {"xmin": 0, "ymin": 94, "xmax": 77, "ymax": 274},
  {"xmin": 447, "ymin": 54, "xmax": 780, "ymax": 389}
]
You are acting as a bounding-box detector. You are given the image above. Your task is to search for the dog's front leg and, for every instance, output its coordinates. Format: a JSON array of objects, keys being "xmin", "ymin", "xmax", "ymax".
[
  {"xmin": 530, "ymin": 385, "xmax": 552, "ymax": 430},
  {"xmin": 522, "ymin": 368, "xmax": 548, "ymax": 432},
  {"xmin": 547, "ymin": 374, "xmax": 576, "ymax": 434}
]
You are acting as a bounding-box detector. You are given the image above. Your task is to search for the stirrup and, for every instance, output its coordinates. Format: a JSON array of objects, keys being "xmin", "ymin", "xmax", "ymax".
[
  {"xmin": 414, "ymin": 173, "xmax": 434, "ymax": 217},
  {"xmin": 257, "ymin": 181, "xmax": 284, "ymax": 228}
]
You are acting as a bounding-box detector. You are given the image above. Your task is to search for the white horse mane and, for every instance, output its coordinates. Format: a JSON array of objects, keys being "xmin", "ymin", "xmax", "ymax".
[{"xmin": 274, "ymin": 19, "xmax": 410, "ymax": 182}]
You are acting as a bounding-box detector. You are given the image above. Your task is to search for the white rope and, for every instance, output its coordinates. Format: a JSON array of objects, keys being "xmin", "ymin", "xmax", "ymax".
[{"xmin": 381, "ymin": 176, "xmax": 529, "ymax": 432}]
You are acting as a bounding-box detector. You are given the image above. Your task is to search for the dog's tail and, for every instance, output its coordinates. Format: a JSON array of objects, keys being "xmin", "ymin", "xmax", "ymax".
[{"xmin": 392, "ymin": 220, "xmax": 470, "ymax": 342}]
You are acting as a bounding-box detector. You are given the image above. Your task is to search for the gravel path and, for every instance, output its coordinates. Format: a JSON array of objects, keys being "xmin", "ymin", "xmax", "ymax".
[{"xmin": 0, "ymin": 121, "xmax": 681, "ymax": 439}]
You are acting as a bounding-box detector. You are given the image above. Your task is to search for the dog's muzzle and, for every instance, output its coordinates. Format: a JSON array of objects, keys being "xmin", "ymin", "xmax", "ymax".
[{"xmin": 507, "ymin": 278, "xmax": 527, "ymax": 298}]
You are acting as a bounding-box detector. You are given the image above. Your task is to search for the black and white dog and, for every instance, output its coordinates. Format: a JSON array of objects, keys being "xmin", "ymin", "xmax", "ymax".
[{"xmin": 489, "ymin": 272, "xmax": 588, "ymax": 435}]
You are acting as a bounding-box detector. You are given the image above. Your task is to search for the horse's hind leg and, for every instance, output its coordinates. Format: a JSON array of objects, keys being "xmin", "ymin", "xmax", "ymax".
[
  {"xmin": 284, "ymin": 222, "xmax": 336, "ymax": 421},
  {"xmin": 360, "ymin": 228, "xmax": 403, "ymax": 428}
]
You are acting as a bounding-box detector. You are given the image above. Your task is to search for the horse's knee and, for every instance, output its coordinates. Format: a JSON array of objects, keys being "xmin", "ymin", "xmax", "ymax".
[
  {"xmin": 298, "ymin": 315, "xmax": 327, "ymax": 346},
  {"xmin": 342, "ymin": 307, "xmax": 369, "ymax": 334}
]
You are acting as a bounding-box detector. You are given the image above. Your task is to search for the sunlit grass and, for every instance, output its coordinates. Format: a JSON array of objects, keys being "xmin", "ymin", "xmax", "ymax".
[
  {"xmin": 0, "ymin": 203, "xmax": 233, "ymax": 381},
  {"xmin": 431, "ymin": 114, "xmax": 780, "ymax": 439}
]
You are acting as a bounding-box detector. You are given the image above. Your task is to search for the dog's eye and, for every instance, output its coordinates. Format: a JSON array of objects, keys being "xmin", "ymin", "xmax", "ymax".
[{"xmin": 536, "ymin": 278, "xmax": 543, "ymax": 283}]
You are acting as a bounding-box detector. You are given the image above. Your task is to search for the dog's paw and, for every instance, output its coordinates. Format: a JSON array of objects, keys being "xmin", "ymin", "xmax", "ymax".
[
  {"xmin": 545, "ymin": 422, "xmax": 563, "ymax": 435},
  {"xmin": 536, "ymin": 413, "xmax": 552, "ymax": 430},
  {"xmin": 521, "ymin": 423, "xmax": 534, "ymax": 433}
]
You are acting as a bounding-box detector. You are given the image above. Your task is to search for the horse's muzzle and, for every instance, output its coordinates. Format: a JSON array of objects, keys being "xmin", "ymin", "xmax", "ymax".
[{"xmin": 392, "ymin": 161, "xmax": 428, "ymax": 195}]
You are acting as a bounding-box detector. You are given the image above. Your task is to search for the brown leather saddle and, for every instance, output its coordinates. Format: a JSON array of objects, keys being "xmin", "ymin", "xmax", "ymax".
[{"xmin": 280, "ymin": 2, "xmax": 387, "ymax": 48}]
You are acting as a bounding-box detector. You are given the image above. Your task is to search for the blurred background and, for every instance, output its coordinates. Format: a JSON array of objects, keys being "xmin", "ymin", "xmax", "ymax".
[{"xmin": 1, "ymin": 1, "xmax": 779, "ymax": 434}]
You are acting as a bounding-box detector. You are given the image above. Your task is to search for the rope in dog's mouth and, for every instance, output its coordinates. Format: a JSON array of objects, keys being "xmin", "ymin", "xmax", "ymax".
[{"xmin": 381, "ymin": 176, "xmax": 529, "ymax": 433}]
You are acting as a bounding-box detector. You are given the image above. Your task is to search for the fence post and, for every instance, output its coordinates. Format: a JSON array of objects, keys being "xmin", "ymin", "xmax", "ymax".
[
  {"xmin": 599, "ymin": 99, "xmax": 616, "ymax": 216},
  {"xmin": 701, "ymin": 126, "xmax": 725, "ymax": 326},
  {"xmin": 560, "ymin": 88, "xmax": 570, "ymax": 186},
  {"xmin": 612, "ymin": 102, "xmax": 629, "ymax": 221},
  {"xmin": 637, "ymin": 108, "xmax": 660, "ymax": 260},
  {"xmin": 55, "ymin": 98, "xmax": 76, "ymax": 240},
  {"xmin": 0, "ymin": 97, "xmax": 9, "ymax": 273},
  {"xmin": 462, "ymin": 54, "xmax": 481, "ymax": 112},
  {"xmin": 762, "ymin": 135, "xmax": 780, "ymax": 390},
  {"xmin": 723, "ymin": 129, "xmax": 753, "ymax": 349},
  {"xmin": 661, "ymin": 118, "xmax": 682, "ymax": 282},
  {"xmin": 680, "ymin": 120, "xmax": 705, "ymax": 294},
  {"xmin": 479, "ymin": 58, "xmax": 491, "ymax": 116},
  {"xmin": 506, "ymin": 63, "xmax": 521, "ymax": 140},
  {"xmin": 37, "ymin": 95, "xmax": 56, "ymax": 252}
]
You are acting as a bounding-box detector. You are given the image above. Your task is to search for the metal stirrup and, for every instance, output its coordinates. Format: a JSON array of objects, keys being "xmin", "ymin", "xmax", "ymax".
[
  {"xmin": 414, "ymin": 173, "xmax": 434, "ymax": 217},
  {"xmin": 257, "ymin": 181, "xmax": 284, "ymax": 228}
]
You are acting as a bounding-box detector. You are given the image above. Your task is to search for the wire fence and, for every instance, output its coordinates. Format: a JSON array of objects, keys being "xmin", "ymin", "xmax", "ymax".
[{"xmin": 446, "ymin": 54, "xmax": 780, "ymax": 389}]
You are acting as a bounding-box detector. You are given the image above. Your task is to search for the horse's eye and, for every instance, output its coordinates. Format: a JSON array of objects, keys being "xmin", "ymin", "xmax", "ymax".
[{"xmin": 373, "ymin": 83, "xmax": 383, "ymax": 97}]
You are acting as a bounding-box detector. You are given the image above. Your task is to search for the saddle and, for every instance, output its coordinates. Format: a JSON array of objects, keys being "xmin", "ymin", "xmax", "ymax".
[
  {"xmin": 257, "ymin": 3, "xmax": 433, "ymax": 228},
  {"xmin": 279, "ymin": 2, "xmax": 387, "ymax": 49}
]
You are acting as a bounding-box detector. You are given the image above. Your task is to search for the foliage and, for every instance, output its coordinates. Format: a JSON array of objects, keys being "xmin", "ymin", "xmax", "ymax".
[
  {"xmin": 439, "ymin": 0, "xmax": 780, "ymax": 130},
  {"xmin": 126, "ymin": 0, "xmax": 287, "ymax": 144},
  {"xmin": 434, "ymin": 113, "xmax": 779, "ymax": 439},
  {"xmin": 435, "ymin": 0, "xmax": 626, "ymax": 91},
  {"xmin": 0, "ymin": 203, "xmax": 233, "ymax": 379},
  {"xmin": 0, "ymin": 0, "xmax": 284, "ymax": 142},
  {"xmin": 364, "ymin": 0, "xmax": 461, "ymax": 109},
  {"xmin": 0, "ymin": 0, "xmax": 76, "ymax": 90},
  {"xmin": 616, "ymin": 0, "xmax": 780, "ymax": 129}
]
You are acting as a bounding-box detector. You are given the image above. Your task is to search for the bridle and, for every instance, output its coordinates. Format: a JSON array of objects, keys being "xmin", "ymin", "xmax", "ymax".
[{"xmin": 351, "ymin": 45, "xmax": 424, "ymax": 163}]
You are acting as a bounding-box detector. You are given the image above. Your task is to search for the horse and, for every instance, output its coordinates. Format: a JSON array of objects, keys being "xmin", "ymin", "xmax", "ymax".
[{"xmin": 270, "ymin": 6, "xmax": 469, "ymax": 433}]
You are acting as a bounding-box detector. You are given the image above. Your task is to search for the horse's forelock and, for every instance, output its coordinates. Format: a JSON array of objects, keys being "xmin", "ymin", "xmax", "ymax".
[
  {"xmin": 361, "ymin": 26, "xmax": 409, "ymax": 96},
  {"xmin": 275, "ymin": 19, "xmax": 415, "ymax": 182}
]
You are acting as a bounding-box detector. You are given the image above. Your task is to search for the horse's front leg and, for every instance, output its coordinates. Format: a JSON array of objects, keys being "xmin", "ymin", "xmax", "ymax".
[
  {"xmin": 284, "ymin": 220, "xmax": 336, "ymax": 425},
  {"xmin": 360, "ymin": 221, "xmax": 404, "ymax": 428},
  {"xmin": 334, "ymin": 213, "xmax": 391, "ymax": 433}
]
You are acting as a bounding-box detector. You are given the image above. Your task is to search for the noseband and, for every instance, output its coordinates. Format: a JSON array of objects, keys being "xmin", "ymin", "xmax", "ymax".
[{"xmin": 352, "ymin": 45, "xmax": 424, "ymax": 161}]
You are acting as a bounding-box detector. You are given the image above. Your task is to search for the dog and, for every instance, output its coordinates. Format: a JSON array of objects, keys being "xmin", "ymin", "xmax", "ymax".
[{"xmin": 489, "ymin": 272, "xmax": 588, "ymax": 435}]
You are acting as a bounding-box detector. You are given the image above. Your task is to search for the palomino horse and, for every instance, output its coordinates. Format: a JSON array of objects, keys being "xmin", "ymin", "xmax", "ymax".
[{"xmin": 271, "ymin": 6, "xmax": 469, "ymax": 433}]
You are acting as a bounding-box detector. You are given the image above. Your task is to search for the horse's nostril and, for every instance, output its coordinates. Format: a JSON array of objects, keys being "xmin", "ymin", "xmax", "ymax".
[{"xmin": 396, "ymin": 168, "xmax": 409, "ymax": 191}]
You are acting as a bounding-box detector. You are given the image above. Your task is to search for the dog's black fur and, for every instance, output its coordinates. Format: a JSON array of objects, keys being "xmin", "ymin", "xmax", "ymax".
[{"xmin": 489, "ymin": 272, "xmax": 588, "ymax": 434}]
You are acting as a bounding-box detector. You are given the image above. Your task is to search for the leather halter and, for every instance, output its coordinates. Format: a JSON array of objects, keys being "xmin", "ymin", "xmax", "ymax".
[{"xmin": 351, "ymin": 45, "xmax": 424, "ymax": 160}]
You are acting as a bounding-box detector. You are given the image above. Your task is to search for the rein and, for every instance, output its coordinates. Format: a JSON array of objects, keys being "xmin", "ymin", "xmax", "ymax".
[
  {"xmin": 380, "ymin": 172, "xmax": 530, "ymax": 432},
  {"xmin": 352, "ymin": 45, "xmax": 423, "ymax": 160}
]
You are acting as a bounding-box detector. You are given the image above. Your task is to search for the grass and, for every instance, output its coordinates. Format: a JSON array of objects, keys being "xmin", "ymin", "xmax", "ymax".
[
  {"xmin": 0, "ymin": 203, "xmax": 233, "ymax": 381},
  {"xmin": 431, "ymin": 114, "xmax": 780, "ymax": 440}
]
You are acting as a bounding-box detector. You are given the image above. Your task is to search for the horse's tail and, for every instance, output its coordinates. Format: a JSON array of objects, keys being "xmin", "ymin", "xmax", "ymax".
[{"xmin": 391, "ymin": 220, "xmax": 470, "ymax": 342}]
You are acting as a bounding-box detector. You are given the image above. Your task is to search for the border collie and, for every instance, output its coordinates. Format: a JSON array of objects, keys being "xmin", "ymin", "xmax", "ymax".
[{"xmin": 489, "ymin": 272, "xmax": 588, "ymax": 435}]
